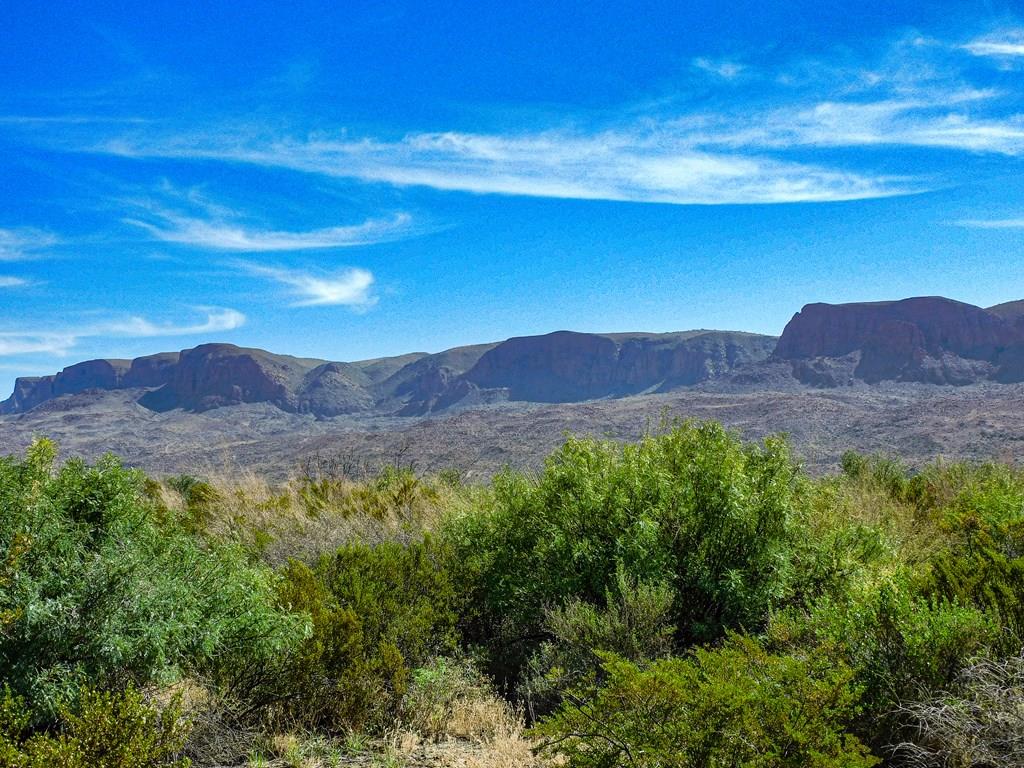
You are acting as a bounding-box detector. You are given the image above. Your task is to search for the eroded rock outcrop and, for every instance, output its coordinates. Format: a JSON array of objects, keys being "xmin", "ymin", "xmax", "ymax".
[
  {"xmin": 140, "ymin": 344, "xmax": 322, "ymax": 412},
  {"xmin": 124, "ymin": 352, "xmax": 180, "ymax": 388},
  {"xmin": 298, "ymin": 362, "xmax": 375, "ymax": 416},
  {"xmin": 0, "ymin": 359, "xmax": 131, "ymax": 414},
  {"xmin": 775, "ymin": 297, "xmax": 1024, "ymax": 385},
  {"xmin": 461, "ymin": 330, "xmax": 777, "ymax": 403}
]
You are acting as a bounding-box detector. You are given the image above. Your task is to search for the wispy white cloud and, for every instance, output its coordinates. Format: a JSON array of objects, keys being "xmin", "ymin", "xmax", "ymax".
[
  {"xmin": 954, "ymin": 217, "xmax": 1024, "ymax": 229},
  {"xmin": 121, "ymin": 186, "xmax": 418, "ymax": 250},
  {"xmin": 102, "ymin": 130, "xmax": 912, "ymax": 204},
  {"xmin": 0, "ymin": 276, "xmax": 28, "ymax": 288},
  {"xmin": 693, "ymin": 90, "xmax": 1024, "ymax": 155},
  {"xmin": 963, "ymin": 29, "xmax": 1024, "ymax": 58},
  {"xmin": 27, "ymin": 23, "xmax": 1024, "ymax": 206},
  {"xmin": 0, "ymin": 228, "xmax": 59, "ymax": 260},
  {"xmin": 0, "ymin": 334, "xmax": 75, "ymax": 357},
  {"xmin": 127, "ymin": 208, "xmax": 414, "ymax": 251},
  {"xmin": 692, "ymin": 57, "xmax": 746, "ymax": 79},
  {"xmin": 94, "ymin": 307, "xmax": 246, "ymax": 336},
  {"xmin": 236, "ymin": 262, "xmax": 375, "ymax": 307},
  {"xmin": 0, "ymin": 308, "xmax": 245, "ymax": 357}
]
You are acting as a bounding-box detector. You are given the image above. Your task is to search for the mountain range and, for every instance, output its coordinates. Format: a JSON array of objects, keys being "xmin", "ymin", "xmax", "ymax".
[
  {"xmin": 4, "ymin": 295, "xmax": 1024, "ymax": 417},
  {"xmin": 3, "ymin": 295, "xmax": 1024, "ymax": 479}
]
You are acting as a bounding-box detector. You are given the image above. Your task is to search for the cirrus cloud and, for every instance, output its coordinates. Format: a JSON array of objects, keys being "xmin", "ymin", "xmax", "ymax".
[
  {"xmin": 0, "ymin": 307, "xmax": 246, "ymax": 357},
  {"xmin": 235, "ymin": 262, "xmax": 375, "ymax": 307},
  {"xmin": 0, "ymin": 228, "xmax": 59, "ymax": 260},
  {"xmin": 126, "ymin": 207, "xmax": 416, "ymax": 251},
  {"xmin": 963, "ymin": 29, "xmax": 1024, "ymax": 58},
  {"xmin": 101, "ymin": 129, "xmax": 913, "ymax": 205}
]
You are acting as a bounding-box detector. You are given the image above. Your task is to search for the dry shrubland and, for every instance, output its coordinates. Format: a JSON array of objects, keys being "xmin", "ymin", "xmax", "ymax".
[{"xmin": 3, "ymin": 424, "xmax": 1024, "ymax": 767}]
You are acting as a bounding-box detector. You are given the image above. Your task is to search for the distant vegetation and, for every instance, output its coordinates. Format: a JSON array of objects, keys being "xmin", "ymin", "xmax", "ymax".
[{"xmin": 1, "ymin": 424, "xmax": 1023, "ymax": 766}]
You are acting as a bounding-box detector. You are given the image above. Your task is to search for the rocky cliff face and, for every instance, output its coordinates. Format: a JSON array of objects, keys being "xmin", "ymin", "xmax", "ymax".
[
  {"xmin": 5, "ymin": 295, "xmax": 1023, "ymax": 415},
  {"xmin": 376, "ymin": 343, "xmax": 498, "ymax": 416},
  {"xmin": 298, "ymin": 363, "xmax": 376, "ymax": 416},
  {"xmin": 1, "ymin": 377, "xmax": 52, "ymax": 414},
  {"xmin": 988, "ymin": 300, "xmax": 1024, "ymax": 322},
  {"xmin": 466, "ymin": 331, "xmax": 621, "ymax": 402},
  {"xmin": 124, "ymin": 352, "xmax": 180, "ymax": 388},
  {"xmin": 775, "ymin": 298, "xmax": 1017, "ymax": 360},
  {"xmin": 774, "ymin": 297, "xmax": 1024, "ymax": 385},
  {"xmin": 140, "ymin": 344, "xmax": 326, "ymax": 412},
  {"xmin": 463, "ymin": 330, "xmax": 777, "ymax": 403},
  {"xmin": 1, "ymin": 359, "xmax": 130, "ymax": 414},
  {"xmin": 0, "ymin": 329, "xmax": 776, "ymax": 416},
  {"xmin": 0, "ymin": 353, "xmax": 180, "ymax": 414}
]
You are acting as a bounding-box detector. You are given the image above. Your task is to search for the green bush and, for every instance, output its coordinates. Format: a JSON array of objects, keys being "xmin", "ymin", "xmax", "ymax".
[
  {"xmin": 4, "ymin": 429, "xmax": 1022, "ymax": 763},
  {"xmin": 535, "ymin": 634, "xmax": 877, "ymax": 768},
  {"xmin": 0, "ymin": 440, "xmax": 304, "ymax": 724},
  {"xmin": 163, "ymin": 475, "xmax": 222, "ymax": 531},
  {"xmin": 271, "ymin": 536, "xmax": 460, "ymax": 732},
  {"xmin": 770, "ymin": 579, "xmax": 999, "ymax": 750},
  {"xmin": 914, "ymin": 462, "xmax": 1024, "ymax": 641},
  {"xmin": 451, "ymin": 422, "xmax": 799, "ymax": 678},
  {"xmin": 520, "ymin": 568, "xmax": 676, "ymax": 717},
  {"xmin": 921, "ymin": 522, "xmax": 1024, "ymax": 645},
  {"xmin": 840, "ymin": 451, "xmax": 913, "ymax": 502},
  {"xmin": 0, "ymin": 685, "xmax": 190, "ymax": 768}
]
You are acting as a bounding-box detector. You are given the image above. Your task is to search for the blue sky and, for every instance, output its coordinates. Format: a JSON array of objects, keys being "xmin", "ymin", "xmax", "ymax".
[{"xmin": 3, "ymin": 1, "xmax": 1024, "ymax": 395}]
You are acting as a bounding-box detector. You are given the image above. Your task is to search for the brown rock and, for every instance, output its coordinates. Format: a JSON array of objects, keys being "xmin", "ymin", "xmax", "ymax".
[
  {"xmin": 776, "ymin": 297, "xmax": 1023, "ymax": 384},
  {"xmin": 141, "ymin": 344, "xmax": 322, "ymax": 412}
]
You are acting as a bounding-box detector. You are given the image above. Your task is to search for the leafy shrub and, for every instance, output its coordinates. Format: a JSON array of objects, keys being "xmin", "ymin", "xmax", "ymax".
[
  {"xmin": 520, "ymin": 568, "xmax": 675, "ymax": 717},
  {"xmin": 0, "ymin": 440, "xmax": 303, "ymax": 724},
  {"xmin": 921, "ymin": 521, "xmax": 1024, "ymax": 645},
  {"xmin": 6, "ymin": 429, "xmax": 1024, "ymax": 766},
  {"xmin": 270, "ymin": 536, "xmax": 460, "ymax": 733},
  {"xmin": 163, "ymin": 475, "xmax": 221, "ymax": 531},
  {"xmin": 535, "ymin": 634, "xmax": 878, "ymax": 768},
  {"xmin": 936, "ymin": 461, "xmax": 1024, "ymax": 526},
  {"xmin": 451, "ymin": 422, "xmax": 799, "ymax": 678},
  {"xmin": 0, "ymin": 685, "xmax": 190, "ymax": 768},
  {"xmin": 770, "ymin": 580, "xmax": 999, "ymax": 750},
  {"xmin": 909, "ymin": 462, "xmax": 1024, "ymax": 642}
]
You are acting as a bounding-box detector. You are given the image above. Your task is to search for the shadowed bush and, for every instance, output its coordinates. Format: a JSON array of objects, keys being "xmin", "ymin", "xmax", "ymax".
[
  {"xmin": 267, "ymin": 536, "xmax": 460, "ymax": 733},
  {"xmin": 519, "ymin": 567, "xmax": 676, "ymax": 718},
  {"xmin": 534, "ymin": 634, "xmax": 878, "ymax": 768}
]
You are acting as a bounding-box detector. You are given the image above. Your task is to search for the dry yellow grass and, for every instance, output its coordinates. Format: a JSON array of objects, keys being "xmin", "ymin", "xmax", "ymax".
[
  {"xmin": 799, "ymin": 475, "xmax": 951, "ymax": 578},
  {"xmin": 231, "ymin": 661, "xmax": 551, "ymax": 768},
  {"xmin": 159, "ymin": 467, "xmax": 479, "ymax": 564}
]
